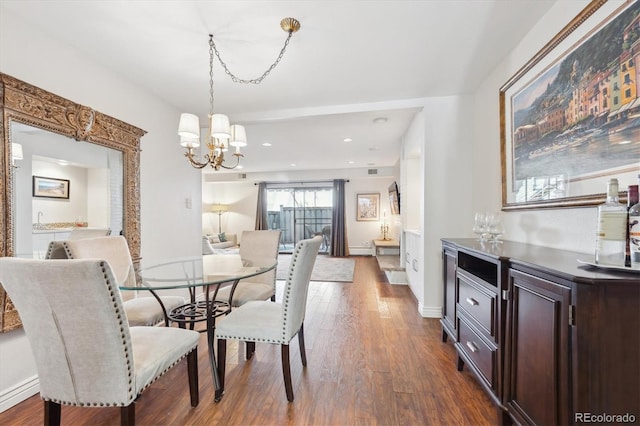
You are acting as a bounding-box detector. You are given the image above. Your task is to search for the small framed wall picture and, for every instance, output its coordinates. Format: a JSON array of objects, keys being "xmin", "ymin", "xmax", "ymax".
[
  {"xmin": 32, "ymin": 176, "xmax": 70, "ymax": 199},
  {"xmin": 356, "ymin": 193, "xmax": 380, "ymax": 221}
]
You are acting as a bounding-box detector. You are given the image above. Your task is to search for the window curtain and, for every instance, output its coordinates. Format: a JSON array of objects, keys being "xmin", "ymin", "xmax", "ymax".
[
  {"xmin": 255, "ymin": 182, "xmax": 268, "ymax": 230},
  {"xmin": 330, "ymin": 179, "xmax": 349, "ymax": 256}
]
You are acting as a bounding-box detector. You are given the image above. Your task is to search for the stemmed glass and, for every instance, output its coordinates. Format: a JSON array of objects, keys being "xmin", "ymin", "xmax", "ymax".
[
  {"xmin": 473, "ymin": 212, "xmax": 488, "ymax": 241},
  {"xmin": 486, "ymin": 212, "xmax": 505, "ymax": 243}
]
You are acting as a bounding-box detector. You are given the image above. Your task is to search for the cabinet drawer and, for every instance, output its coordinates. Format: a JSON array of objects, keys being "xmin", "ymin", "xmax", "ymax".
[
  {"xmin": 458, "ymin": 319, "xmax": 495, "ymax": 389},
  {"xmin": 457, "ymin": 272, "xmax": 495, "ymax": 338}
]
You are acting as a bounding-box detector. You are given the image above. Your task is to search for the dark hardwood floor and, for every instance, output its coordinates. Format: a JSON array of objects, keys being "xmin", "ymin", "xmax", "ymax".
[{"xmin": 0, "ymin": 256, "xmax": 495, "ymax": 425}]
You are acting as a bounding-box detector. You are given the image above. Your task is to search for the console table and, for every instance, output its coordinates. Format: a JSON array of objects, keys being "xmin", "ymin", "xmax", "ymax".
[
  {"xmin": 441, "ymin": 238, "xmax": 639, "ymax": 426},
  {"xmin": 372, "ymin": 239, "xmax": 399, "ymax": 256},
  {"xmin": 372, "ymin": 239, "xmax": 406, "ymax": 284}
]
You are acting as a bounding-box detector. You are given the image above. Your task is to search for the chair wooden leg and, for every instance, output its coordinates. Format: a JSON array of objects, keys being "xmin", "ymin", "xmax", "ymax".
[
  {"xmin": 217, "ymin": 338, "xmax": 227, "ymax": 399},
  {"xmin": 246, "ymin": 341, "xmax": 255, "ymax": 360},
  {"xmin": 120, "ymin": 403, "xmax": 135, "ymax": 426},
  {"xmin": 281, "ymin": 344, "xmax": 294, "ymax": 402},
  {"xmin": 44, "ymin": 400, "xmax": 61, "ymax": 426},
  {"xmin": 298, "ymin": 323, "xmax": 307, "ymax": 366},
  {"xmin": 187, "ymin": 348, "xmax": 199, "ymax": 407}
]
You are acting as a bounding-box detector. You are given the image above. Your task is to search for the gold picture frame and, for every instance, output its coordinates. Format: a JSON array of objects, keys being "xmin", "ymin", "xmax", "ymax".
[
  {"xmin": 0, "ymin": 73, "xmax": 146, "ymax": 333},
  {"xmin": 500, "ymin": 0, "xmax": 640, "ymax": 210}
]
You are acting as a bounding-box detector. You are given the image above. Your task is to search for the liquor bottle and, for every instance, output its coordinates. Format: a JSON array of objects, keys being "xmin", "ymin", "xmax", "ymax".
[
  {"xmin": 595, "ymin": 178, "xmax": 627, "ymax": 266},
  {"xmin": 629, "ymin": 175, "xmax": 640, "ymax": 269}
]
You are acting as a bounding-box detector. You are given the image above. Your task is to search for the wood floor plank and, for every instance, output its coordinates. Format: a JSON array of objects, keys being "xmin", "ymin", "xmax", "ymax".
[{"xmin": 0, "ymin": 256, "xmax": 496, "ymax": 425}]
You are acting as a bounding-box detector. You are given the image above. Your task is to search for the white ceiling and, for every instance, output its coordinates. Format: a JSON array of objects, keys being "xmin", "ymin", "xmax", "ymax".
[{"xmin": 1, "ymin": 0, "xmax": 556, "ymax": 175}]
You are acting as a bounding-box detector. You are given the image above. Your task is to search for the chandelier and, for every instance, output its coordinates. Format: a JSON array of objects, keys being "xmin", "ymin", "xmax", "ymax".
[{"xmin": 178, "ymin": 18, "xmax": 301, "ymax": 170}]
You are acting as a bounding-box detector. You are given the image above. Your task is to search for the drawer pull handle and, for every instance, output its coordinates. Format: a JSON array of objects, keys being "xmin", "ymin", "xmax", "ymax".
[
  {"xmin": 466, "ymin": 341, "xmax": 479, "ymax": 353},
  {"xmin": 465, "ymin": 297, "xmax": 479, "ymax": 306}
]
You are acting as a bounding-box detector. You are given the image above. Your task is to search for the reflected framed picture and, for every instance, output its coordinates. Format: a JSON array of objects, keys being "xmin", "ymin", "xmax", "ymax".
[
  {"xmin": 500, "ymin": 0, "xmax": 640, "ymax": 210},
  {"xmin": 32, "ymin": 176, "xmax": 70, "ymax": 199},
  {"xmin": 356, "ymin": 193, "xmax": 380, "ymax": 221}
]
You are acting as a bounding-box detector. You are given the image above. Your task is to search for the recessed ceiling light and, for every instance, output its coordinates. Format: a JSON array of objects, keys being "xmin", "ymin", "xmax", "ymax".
[
  {"xmin": 343, "ymin": 138, "xmax": 353, "ymax": 142},
  {"xmin": 348, "ymin": 161, "xmax": 355, "ymax": 164},
  {"xmin": 262, "ymin": 142, "xmax": 272, "ymax": 147},
  {"xmin": 236, "ymin": 165, "xmax": 244, "ymax": 169},
  {"xmin": 373, "ymin": 117, "xmax": 388, "ymax": 123},
  {"xmin": 290, "ymin": 163, "xmax": 297, "ymax": 167}
]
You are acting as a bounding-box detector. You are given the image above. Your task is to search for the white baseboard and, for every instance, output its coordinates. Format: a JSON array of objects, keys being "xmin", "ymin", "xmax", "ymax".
[
  {"xmin": 348, "ymin": 246, "xmax": 373, "ymax": 256},
  {"xmin": 384, "ymin": 270, "xmax": 407, "ymax": 285},
  {"xmin": 0, "ymin": 375, "xmax": 39, "ymax": 413},
  {"xmin": 418, "ymin": 303, "xmax": 442, "ymax": 318}
]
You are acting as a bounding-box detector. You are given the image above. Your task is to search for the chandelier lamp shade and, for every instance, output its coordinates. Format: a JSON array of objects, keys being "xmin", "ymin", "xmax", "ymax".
[{"xmin": 179, "ymin": 18, "xmax": 301, "ymax": 170}]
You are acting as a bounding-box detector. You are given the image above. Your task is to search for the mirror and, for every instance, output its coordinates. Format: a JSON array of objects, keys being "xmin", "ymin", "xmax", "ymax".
[
  {"xmin": 12, "ymin": 122, "xmax": 124, "ymax": 256},
  {"xmin": 0, "ymin": 73, "xmax": 146, "ymax": 332}
]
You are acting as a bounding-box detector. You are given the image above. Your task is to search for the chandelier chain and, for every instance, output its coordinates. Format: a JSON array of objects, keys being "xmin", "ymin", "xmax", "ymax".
[
  {"xmin": 210, "ymin": 31, "xmax": 294, "ymax": 84},
  {"xmin": 209, "ymin": 36, "xmax": 215, "ymax": 117}
]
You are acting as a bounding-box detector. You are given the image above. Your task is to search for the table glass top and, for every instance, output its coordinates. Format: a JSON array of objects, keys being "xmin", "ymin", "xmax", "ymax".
[{"xmin": 120, "ymin": 254, "xmax": 277, "ymax": 291}]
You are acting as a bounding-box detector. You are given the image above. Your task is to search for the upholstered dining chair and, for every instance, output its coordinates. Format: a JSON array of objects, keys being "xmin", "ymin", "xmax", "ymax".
[
  {"xmin": 0, "ymin": 258, "xmax": 200, "ymax": 426},
  {"xmin": 215, "ymin": 236, "xmax": 322, "ymax": 402},
  {"xmin": 45, "ymin": 228, "xmax": 111, "ymax": 259},
  {"xmin": 213, "ymin": 229, "xmax": 281, "ymax": 306},
  {"xmin": 62, "ymin": 236, "xmax": 186, "ymax": 327}
]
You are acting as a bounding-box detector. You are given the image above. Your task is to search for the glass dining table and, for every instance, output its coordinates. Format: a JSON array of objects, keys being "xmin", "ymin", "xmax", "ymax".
[{"xmin": 119, "ymin": 254, "xmax": 277, "ymax": 402}]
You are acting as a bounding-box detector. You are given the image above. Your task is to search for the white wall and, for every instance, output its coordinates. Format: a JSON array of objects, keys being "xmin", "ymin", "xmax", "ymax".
[
  {"xmin": 0, "ymin": 9, "xmax": 201, "ymax": 411},
  {"xmin": 87, "ymin": 168, "xmax": 110, "ymax": 228},
  {"xmin": 202, "ymin": 180, "xmax": 259, "ymax": 237},
  {"xmin": 423, "ymin": 97, "xmax": 474, "ymax": 315},
  {"xmin": 32, "ymin": 162, "xmax": 88, "ymax": 224},
  {"xmin": 472, "ymin": 0, "xmax": 612, "ymax": 253},
  {"xmin": 399, "ymin": 98, "xmax": 473, "ymax": 317}
]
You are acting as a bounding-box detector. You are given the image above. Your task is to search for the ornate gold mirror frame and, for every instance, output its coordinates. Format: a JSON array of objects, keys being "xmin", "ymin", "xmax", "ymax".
[{"xmin": 0, "ymin": 73, "xmax": 146, "ymax": 332}]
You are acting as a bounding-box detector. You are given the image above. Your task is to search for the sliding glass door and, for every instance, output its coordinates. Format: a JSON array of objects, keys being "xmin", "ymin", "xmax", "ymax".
[{"xmin": 266, "ymin": 185, "xmax": 332, "ymax": 254}]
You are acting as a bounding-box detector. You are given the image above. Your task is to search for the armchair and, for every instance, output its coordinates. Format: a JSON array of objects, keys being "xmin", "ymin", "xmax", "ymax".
[{"xmin": 0, "ymin": 258, "xmax": 199, "ymax": 425}]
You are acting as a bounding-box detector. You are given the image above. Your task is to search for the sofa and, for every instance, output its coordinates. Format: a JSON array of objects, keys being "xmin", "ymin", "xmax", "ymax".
[{"xmin": 202, "ymin": 233, "xmax": 238, "ymax": 254}]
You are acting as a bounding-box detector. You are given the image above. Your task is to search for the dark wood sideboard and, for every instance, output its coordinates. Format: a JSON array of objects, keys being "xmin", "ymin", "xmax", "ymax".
[{"xmin": 441, "ymin": 238, "xmax": 639, "ymax": 426}]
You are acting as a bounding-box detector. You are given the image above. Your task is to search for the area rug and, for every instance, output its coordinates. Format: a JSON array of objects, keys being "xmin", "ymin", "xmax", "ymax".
[{"xmin": 276, "ymin": 254, "xmax": 355, "ymax": 282}]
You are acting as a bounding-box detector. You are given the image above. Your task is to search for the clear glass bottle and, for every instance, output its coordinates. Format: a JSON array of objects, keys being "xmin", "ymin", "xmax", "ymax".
[
  {"xmin": 595, "ymin": 178, "xmax": 627, "ymax": 266},
  {"xmin": 628, "ymin": 175, "xmax": 640, "ymax": 269}
]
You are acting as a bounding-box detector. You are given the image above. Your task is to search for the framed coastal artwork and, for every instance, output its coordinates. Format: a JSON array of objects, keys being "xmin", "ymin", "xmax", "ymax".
[
  {"xmin": 500, "ymin": 0, "xmax": 640, "ymax": 210},
  {"xmin": 32, "ymin": 176, "xmax": 70, "ymax": 199},
  {"xmin": 356, "ymin": 193, "xmax": 380, "ymax": 221}
]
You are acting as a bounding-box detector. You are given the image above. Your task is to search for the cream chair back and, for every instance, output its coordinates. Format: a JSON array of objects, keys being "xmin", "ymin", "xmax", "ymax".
[
  {"xmin": 63, "ymin": 236, "xmax": 136, "ymax": 300},
  {"xmin": 239, "ymin": 230, "xmax": 281, "ymax": 287},
  {"xmin": 45, "ymin": 240, "xmax": 67, "ymax": 259},
  {"xmin": 281, "ymin": 236, "xmax": 322, "ymax": 341},
  {"xmin": 0, "ymin": 258, "xmax": 135, "ymax": 405}
]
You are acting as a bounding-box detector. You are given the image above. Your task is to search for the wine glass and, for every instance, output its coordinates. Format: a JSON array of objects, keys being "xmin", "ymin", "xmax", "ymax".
[
  {"xmin": 473, "ymin": 212, "xmax": 488, "ymax": 241},
  {"xmin": 486, "ymin": 212, "xmax": 505, "ymax": 242}
]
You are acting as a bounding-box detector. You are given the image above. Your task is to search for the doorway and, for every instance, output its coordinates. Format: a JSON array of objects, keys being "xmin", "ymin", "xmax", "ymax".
[{"xmin": 266, "ymin": 185, "xmax": 332, "ymax": 254}]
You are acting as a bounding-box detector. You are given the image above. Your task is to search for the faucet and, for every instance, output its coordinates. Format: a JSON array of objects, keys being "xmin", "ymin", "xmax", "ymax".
[{"xmin": 37, "ymin": 211, "xmax": 43, "ymax": 225}]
